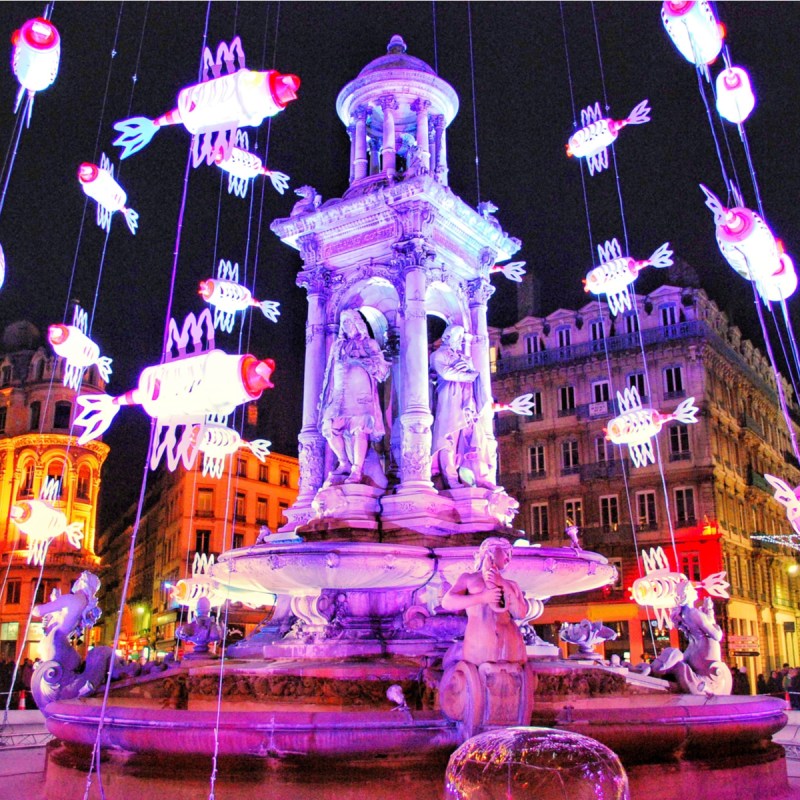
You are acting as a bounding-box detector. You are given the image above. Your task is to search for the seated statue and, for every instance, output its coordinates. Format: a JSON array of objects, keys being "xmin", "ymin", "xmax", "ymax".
[
  {"xmin": 319, "ymin": 309, "xmax": 390, "ymax": 486},
  {"xmin": 649, "ymin": 581, "xmax": 732, "ymax": 696},
  {"xmin": 176, "ymin": 596, "xmax": 224, "ymax": 658},
  {"xmin": 442, "ymin": 537, "xmax": 527, "ymax": 664}
]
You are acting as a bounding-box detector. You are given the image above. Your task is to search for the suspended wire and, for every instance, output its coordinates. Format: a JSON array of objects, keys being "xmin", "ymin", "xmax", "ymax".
[
  {"xmin": 0, "ymin": 98, "xmax": 28, "ymax": 220},
  {"xmin": 432, "ymin": 0, "xmax": 439, "ymax": 74},
  {"xmin": 83, "ymin": 6, "xmax": 215, "ymax": 798},
  {"xmin": 466, "ymin": 1, "xmax": 481, "ymax": 204}
]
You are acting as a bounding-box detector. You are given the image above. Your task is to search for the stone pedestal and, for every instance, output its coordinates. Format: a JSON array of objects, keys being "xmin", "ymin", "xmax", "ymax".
[{"xmin": 307, "ymin": 483, "xmax": 385, "ymax": 530}]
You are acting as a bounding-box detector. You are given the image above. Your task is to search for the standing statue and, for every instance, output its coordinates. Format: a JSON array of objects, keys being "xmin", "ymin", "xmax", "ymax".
[
  {"xmin": 649, "ymin": 581, "xmax": 733, "ymax": 696},
  {"xmin": 441, "ymin": 537, "xmax": 527, "ymax": 664},
  {"xmin": 430, "ymin": 324, "xmax": 493, "ymax": 490},
  {"xmin": 319, "ymin": 309, "xmax": 391, "ymax": 486}
]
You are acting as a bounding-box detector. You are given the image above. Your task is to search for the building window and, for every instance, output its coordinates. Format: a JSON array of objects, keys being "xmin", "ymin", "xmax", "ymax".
[
  {"xmin": 53, "ymin": 401, "xmax": 71, "ymax": 429},
  {"xmin": 0, "ymin": 406, "xmax": 6, "ymax": 433},
  {"xmin": 19, "ymin": 464, "xmax": 35, "ymax": 498},
  {"xmin": 5, "ymin": 581, "xmax": 20, "ymax": 605},
  {"xmin": 46, "ymin": 461, "xmax": 64, "ymax": 499},
  {"xmin": 525, "ymin": 335, "xmax": 544, "ymax": 354},
  {"xmin": 33, "ymin": 580, "xmax": 60, "ymax": 606},
  {"xmin": 675, "ymin": 487, "xmax": 695, "ymax": 526},
  {"xmin": 232, "ymin": 533, "xmax": 244, "ymax": 550},
  {"xmin": 627, "ymin": 371, "xmax": 646, "ymax": 398},
  {"xmin": 669, "ymin": 424, "xmax": 691, "ymax": 460},
  {"xmin": 624, "ymin": 314, "xmax": 639, "ymax": 334},
  {"xmin": 527, "ymin": 390, "xmax": 542, "ymax": 419},
  {"xmin": 565, "ymin": 498, "xmax": 583, "ymax": 528},
  {"xmin": 681, "ymin": 552, "xmax": 700, "ymax": 581},
  {"xmin": 246, "ymin": 402, "xmax": 258, "ymax": 426},
  {"xmin": 528, "ymin": 444, "xmax": 545, "ymax": 477},
  {"xmin": 76, "ymin": 466, "xmax": 91, "ymax": 500},
  {"xmin": 234, "ymin": 492, "xmax": 246, "ymax": 521},
  {"xmin": 279, "ymin": 470, "xmax": 290, "ymax": 488},
  {"xmin": 592, "ymin": 380, "xmax": 610, "ymax": 403},
  {"xmin": 557, "ymin": 327, "xmax": 571, "ymax": 348},
  {"xmin": 279, "ymin": 501, "xmax": 289, "ymax": 527},
  {"xmin": 590, "ymin": 319, "xmax": 605, "ymax": 341},
  {"xmin": 561, "ymin": 440, "xmax": 580, "ymax": 473},
  {"xmin": 531, "ymin": 503, "xmax": 549, "ymax": 541},
  {"xmin": 595, "ymin": 436, "xmax": 614, "ymax": 463},
  {"xmin": 636, "ymin": 491, "xmax": 657, "ymax": 530},
  {"xmin": 258, "ymin": 463, "xmax": 268, "ymax": 482},
  {"xmin": 29, "ymin": 401, "xmax": 41, "ymax": 431},
  {"xmin": 558, "ymin": 385, "xmax": 575, "ymax": 414},
  {"xmin": 197, "ymin": 488, "xmax": 214, "ymax": 517},
  {"xmin": 607, "ymin": 558, "xmax": 623, "ymax": 588},
  {"xmin": 195, "ymin": 529, "xmax": 211, "ymax": 554},
  {"xmin": 256, "ymin": 497, "xmax": 268, "ymax": 524},
  {"xmin": 600, "ymin": 495, "xmax": 619, "ymax": 532},
  {"xmin": 664, "ymin": 366, "xmax": 684, "ymax": 397},
  {"xmin": 660, "ymin": 304, "xmax": 678, "ymax": 327},
  {"xmin": 1, "ymin": 365, "xmax": 10, "ymax": 385},
  {"xmin": 237, "ymin": 459, "xmax": 247, "ymax": 478}
]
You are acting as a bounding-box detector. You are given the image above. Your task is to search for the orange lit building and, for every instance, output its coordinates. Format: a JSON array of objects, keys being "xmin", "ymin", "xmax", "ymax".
[
  {"xmin": 0, "ymin": 321, "xmax": 109, "ymax": 661},
  {"xmin": 97, "ymin": 420, "xmax": 299, "ymax": 659}
]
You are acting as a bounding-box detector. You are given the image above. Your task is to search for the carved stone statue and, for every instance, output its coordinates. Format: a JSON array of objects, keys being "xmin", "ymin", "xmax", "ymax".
[
  {"xmin": 31, "ymin": 571, "xmax": 134, "ymax": 708},
  {"xmin": 176, "ymin": 596, "xmax": 224, "ymax": 658},
  {"xmin": 430, "ymin": 324, "xmax": 493, "ymax": 490},
  {"xmin": 319, "ymin": 309, "xmax": 390, "ymax": 486},
  {"xmin": 559, "ymin": 619, "xmax": 618, "ymax": 660},
  {"xmin": 441, "ymin": 537, "xmax": 527, "ymax": 664},
  {"xmin": 649, "ymin": 582, "xmax": 732, "ymax": 695},
  {"xmin": 290, "ymin": 185, "xmax": 322, "ymax": 217}
]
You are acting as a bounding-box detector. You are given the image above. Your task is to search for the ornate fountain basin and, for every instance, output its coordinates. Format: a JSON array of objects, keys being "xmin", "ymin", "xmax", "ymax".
[
  {"xmin": 212, "ymin": 541, "xmax": 436, "ymax": 596},
  {"xmin": 435, "ymin": 545, "xmax": 617, "ymax": 599}
]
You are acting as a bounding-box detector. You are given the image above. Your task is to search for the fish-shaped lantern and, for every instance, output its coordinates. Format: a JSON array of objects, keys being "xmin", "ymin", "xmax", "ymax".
[
  {"xmin": 605, "ymin": 386, "xmax": 698, "ymax": 468},
  {"xmin": 632, "ymin": 546, "xmax": 729, "ymax": 629},
  {"xmin": 48, "ymin": 305, "xmax": 112, "ymax": 391},
  {"xmin": 78, "ymin": 154, "xmax": 139, "ymax": 235},
  {"xmin": 113, "ymin": 37, "xmax": 299, "ymax": 168},
  {"xmin": 10, "ymin": 479, "xmax": 83, "ymax": 566},
  {"xmin": 764, "ymin": 474, "xmax": 800, "ymax": 536},
  {"xmin": 190, "ymin": 419, "xmax": 271, "ymax": 479},
  {"xmin": 584, "ymin": 238, "xmax": 673, "ymax": 315},
  {"xmin": 216, "ymin": 130, "xmax": 290, "ymax": 198},
  {"xmin": 700, "ymin": 184, "xmax": 797, "ymax": 303},
  {"xmin": 566, "ymin": 100, "xmax": 650, "ymax": 176},
  {"xmin": 489, "ymin": 260, "xmax": 527, "ymax": 283},
  {"xmin": 73, "ymin": 310, "xmax": 275, "ymax": 472},
  {"xmin": 172, "ymin": 553, "xmax": 224, "ymax": 612},
  {"xmin": 11, "ymin": 16, "xmax": 60, "ymax": 125},
  {"xmin": 199, "ymin": 259, "xmax": 280, "ymax": 333},
  {"xmin": 661, "ymin": 0, "xmax": 724, "ymax": 79},
  {"xmin": 492, "ymin": 394, "xmax": 537, "ymax": 417},
  {"xmin": 715, "ymin": 65, "xmax": 755, "ymax": 125}
]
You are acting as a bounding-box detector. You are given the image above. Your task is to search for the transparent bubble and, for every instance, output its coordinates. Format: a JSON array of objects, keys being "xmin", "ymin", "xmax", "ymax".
[{"xmin": 444, "ymin": 726, "xmax": 629, "ymax": 800}]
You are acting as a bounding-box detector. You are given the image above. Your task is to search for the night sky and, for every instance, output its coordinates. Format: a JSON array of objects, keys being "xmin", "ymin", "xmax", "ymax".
[{"xmin": 0, "ymin": 2, "xmax": 797, "ymax": 526}]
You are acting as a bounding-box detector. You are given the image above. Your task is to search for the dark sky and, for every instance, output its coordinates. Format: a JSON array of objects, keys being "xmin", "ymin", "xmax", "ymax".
[{"xmin": 0, "ymin": 2, "xmax": 797, "ymax": 525}]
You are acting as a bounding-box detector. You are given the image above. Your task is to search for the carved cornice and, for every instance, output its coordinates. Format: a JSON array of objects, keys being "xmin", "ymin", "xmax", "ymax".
[
  {"xmin": 467, "ymin": 277, "xmax": 495, "ymax": 306},
  {"xmin": 296, "ymin": 265, "xmax": 338, "ymax": 298}
]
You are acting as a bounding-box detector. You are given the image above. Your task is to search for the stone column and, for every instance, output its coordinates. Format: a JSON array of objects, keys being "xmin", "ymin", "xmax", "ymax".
[
  {"xmin": 368, "ymin": 137, "xmax": 380, "ymax": 175},
  {"xmin": 290, "ymin": 261, "xmax": 330, "ymax": 520},
  {"xmin": 396, "ymin": 245, "xmax": 435, "ymax": 494},
  {"xmin": 346, "ymin": 123, "xmax": 356, "ymax": 184},
  {"xmin": 411, "ymin": 98, "xmax": 431, "ymax": 173},
  {"xmin": 468, "ymin": 273, "xmax": 496, "ymax": 482},
  {"xmin": 432, "ymin": 115, "xmax": 448, "ymax": 186},
  {"xmin": 353, "ymin": 106, "xmax": 369, "ymax": 181},
  {"xmin": 378, "ymin": 95, "xmax": 399, "ymax": 178}
]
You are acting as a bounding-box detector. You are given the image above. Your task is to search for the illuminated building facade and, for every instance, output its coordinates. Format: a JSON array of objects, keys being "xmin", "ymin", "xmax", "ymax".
[
  {"xmin": 492, "ymin": 284, "xmax": 800, "ymax": 685},
  {"xmin": 0, "ymin": 321, "xmax": 109, "ymax": 661},
  {"xmin": 96, "ymin": 419, "xmax": 299, "ymax": 659}
]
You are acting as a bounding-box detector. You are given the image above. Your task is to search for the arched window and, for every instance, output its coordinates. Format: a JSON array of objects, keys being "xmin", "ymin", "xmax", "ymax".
[
  {"xmin": 46, "ymin": 460, "xmax": 65, "ymax": 499},
  {"xmin": 18, "ymin": 463, "xmax": 35, "ymax": 498},
  {"xmin": 76, "ymin": 465, "xmax": 91, "ymax": 500},
  {"xmin": 29, "ymin": 401, "xmax": 41, "ymax": 431}
]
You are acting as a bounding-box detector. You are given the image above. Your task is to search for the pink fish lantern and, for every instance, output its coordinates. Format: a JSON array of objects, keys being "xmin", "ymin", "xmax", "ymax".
[
  {"xmin": 661, "ymin": 1, "xmax": 724, "ymax": 71},
  {"xmin": 715, "ymin": 66, "xmax": 755, "ymax": 124},
  {"xmin": 11, "ymin": 17, "xmax": 60, "ymax": 124}
]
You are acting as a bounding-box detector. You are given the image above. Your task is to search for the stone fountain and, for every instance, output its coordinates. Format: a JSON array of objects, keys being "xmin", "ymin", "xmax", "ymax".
[{"xmin": 34, "ymin": 36, "xmax": 790, "ymax": 800}]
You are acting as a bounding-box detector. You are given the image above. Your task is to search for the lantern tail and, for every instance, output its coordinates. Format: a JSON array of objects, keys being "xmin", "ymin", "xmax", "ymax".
[{"xmin": 112, "ymin": 117, "xmax": 159, "ymax": 159}]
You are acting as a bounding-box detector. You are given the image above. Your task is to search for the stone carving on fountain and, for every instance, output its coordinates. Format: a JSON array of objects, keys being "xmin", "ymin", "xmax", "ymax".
[
  {"xmin": 176, "ymin": 596, "xmax": 224, "ymax": 659},
  {"xmin": 646, "ymin": 582, "xmax": 733, "ymax": 696},
  {"xmin": 560, "ymin": 619, "xmax": 619, "ymax": 661},
  {"xmin": 30, "ymin": 571, "xmax": 143, "ymax": 708}
]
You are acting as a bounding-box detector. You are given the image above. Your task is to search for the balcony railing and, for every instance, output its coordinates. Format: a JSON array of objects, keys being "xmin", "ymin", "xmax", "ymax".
[
  {"xmin": 580, "ymin": 459, "xmax": 628, "ymax": 481},
  {"xmin": 741, "ymin": 413, "xmax": 765, "ymax": 439},
  {"xmin": 561, "ymin": 465, "xmax": 581, "ymax": 476},
  {"xmin": 195, "ymin": 509, "xmax": 214, "ymax": 518},
  {"xmin": 748, "ymin": 468, "xmax": 772, "ymax": 494},
  {"xmin": 527, "ymin": 470, "xmax": 547, "ymax": 481},
  {"xmin": 668, "ymin": 451, "xmax": 692, "ymax": 462},
  {"xmin": 494, "ymin": 321, "xmax": 705, "ymax": 375}
]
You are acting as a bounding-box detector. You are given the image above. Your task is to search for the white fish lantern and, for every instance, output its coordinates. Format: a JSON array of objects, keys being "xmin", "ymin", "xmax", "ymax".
[
  {"xmin": 715, "ymin": 66, "xmax": 755, "ymax": 124},
  {"xmin": 215, "ymin": 131, "xmax": 290, "ymax": 198},
  {"xmin": 661, "ymin": 1, "xmax": 724, "ymax": 71},
  {"xmin": 700, "ymin": 184, "xmax": 797, "ymax": 302},
  {"xmin": 11, "ymin": 17, "xmax": 60, "ymax": 123},
  {"xmin": 10, "ymin": 499, "xmax": 83, "ymax": 566},
  {"xmin": 78, "ymin": 155, "xmax": 139, "ymax": 235},
  {"xmin": 566, "ymin": 100, "xmax": 650, "ymax": 177},
  {"xmin": 113, "ymin": 36, "xmax": 299, "ymax": 168},
  {"xmin": 191, "ymin": 421, "xmax": 271, "ymax": 479},
  {"xmin": 48, "ymin": 304, "xmax": 112, "ymax": 390},
  {"xmin": 765, "ymin": 474, "xmax": 800, "ymax": 536}
]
